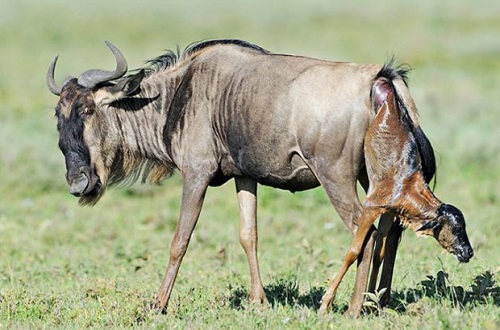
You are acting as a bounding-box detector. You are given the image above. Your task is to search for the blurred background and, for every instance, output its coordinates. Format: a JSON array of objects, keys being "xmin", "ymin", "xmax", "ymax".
[
  {"xmin": 0, "ymin": 0, "xmax": 498, "ymax": 326},
  {"xmin": 2, "ymin": 0, "xmax": 499, "ymax": 195}
]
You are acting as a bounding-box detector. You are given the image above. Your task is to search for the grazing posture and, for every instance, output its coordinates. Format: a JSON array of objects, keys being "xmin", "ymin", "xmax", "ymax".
[
  {"xmin": 46, "ymin": 39, "xmax": 466, "ymax": 316},
  {"xmin": 319, "ymin": 70, "xmax": 474, "ymax": 314}
]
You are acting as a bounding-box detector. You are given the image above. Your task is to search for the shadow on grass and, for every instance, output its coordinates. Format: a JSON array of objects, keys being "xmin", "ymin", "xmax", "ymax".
[
  {"xmin": 228, "ymin": 270, "xmax": 499, "ymax": 314},
  {"xmin": 228, "ymin": 277, "xmax": 346, "ymax": 314},
  {"xmin": 389, "ymin": 270, "xmax": 500, "ymax": 312}
]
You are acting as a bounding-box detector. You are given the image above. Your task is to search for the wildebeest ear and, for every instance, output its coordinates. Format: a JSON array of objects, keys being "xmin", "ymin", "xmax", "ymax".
[
  {"xmin": 94, "ymin": 70, "xmax": 145, "ymax": 105},
  {"xmin": 111, "ymin": 69, "xmax": 145, "ymax": 96},
  {"xmin": 417, "ymin": 219, "xmax": 440, "ymax": 232}
]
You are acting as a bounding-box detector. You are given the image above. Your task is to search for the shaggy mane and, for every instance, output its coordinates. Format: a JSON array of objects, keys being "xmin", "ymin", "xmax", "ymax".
[
  {"xmin": 108, "ymin": 149, "xmax": 175, "ymax": 188},
  {"xmin": 142, "ymin": 39, "xmax": 269, "ymax": 77}
]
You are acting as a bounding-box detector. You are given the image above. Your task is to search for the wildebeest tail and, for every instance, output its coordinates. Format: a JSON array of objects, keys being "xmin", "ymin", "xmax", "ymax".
[{"xmin": 371, "ymin": 60, "xmax": 436, "ymax": 185}]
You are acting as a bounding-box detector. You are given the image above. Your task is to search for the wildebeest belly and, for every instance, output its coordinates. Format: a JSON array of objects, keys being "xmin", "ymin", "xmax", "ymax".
[
  {"xmin": 211, "ymin": 149, "xmax": 319, "ymax": 191},
  {"xmin": 255, "ymin": 152, "xmax": 319, "ymax": 191}
]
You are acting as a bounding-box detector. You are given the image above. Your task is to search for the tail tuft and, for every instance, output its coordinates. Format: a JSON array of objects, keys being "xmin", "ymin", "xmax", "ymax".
[{"xmin": 376, "ymin": 57, "xmax": 411, "ymax": 86}]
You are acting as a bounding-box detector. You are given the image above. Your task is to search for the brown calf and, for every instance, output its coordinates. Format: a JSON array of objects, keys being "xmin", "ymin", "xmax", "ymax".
[{"xmin": 319, "ymin": 74, "xmax": 474, "ymax": 315}]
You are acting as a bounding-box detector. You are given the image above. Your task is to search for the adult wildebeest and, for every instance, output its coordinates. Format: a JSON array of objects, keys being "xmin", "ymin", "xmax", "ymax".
[{"xmin": 46, "ymin": 39, "xmax": 471, "ymax": 316}]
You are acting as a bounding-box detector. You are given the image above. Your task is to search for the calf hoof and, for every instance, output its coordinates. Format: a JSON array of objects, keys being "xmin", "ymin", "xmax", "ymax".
[
  {"xmin": 318, "ymin": 301, "xmax": 332, "ymax": 317},
  {"xmin": 145, "ymin": 300, "xmax": 168, "ymax": 314}
]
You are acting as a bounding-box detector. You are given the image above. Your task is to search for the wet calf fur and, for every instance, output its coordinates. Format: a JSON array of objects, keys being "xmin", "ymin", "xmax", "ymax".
[{"xmin": 319, "ymin": 75, "xmax": 473, "ymax": 315}]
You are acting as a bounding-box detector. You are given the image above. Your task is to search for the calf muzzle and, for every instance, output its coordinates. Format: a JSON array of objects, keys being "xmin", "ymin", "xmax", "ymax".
[{"xmin": 455, "ymin": 240, "xmax": 474, "ymax": 263}]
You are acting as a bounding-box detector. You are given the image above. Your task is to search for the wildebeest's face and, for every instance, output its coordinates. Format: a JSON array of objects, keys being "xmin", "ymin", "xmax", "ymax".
[
  {"xmin": 417, "ymin": 204, "xmax": 474, "ymax": 263},
  {"xmin": 47, "ymin": 42, "xmax": 144, "ymax": 205},
  {"xmin": 55, "ymin": 79, "xmax": 103, "ymax": 204},
  {"xmin": 52, "ymin": 74, "xmax": 145, "ymax": 205}
]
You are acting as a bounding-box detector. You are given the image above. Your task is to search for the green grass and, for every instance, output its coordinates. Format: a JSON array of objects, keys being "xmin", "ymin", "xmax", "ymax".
[{"xmin": 1, "ymin": 0, "xmax": 499, "ymax": 328}]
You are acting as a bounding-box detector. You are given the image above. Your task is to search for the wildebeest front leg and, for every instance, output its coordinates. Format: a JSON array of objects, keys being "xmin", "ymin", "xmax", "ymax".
[
  {"xmin": 235, "ymin": 177, "xmax": 267, "ymax": 304},
  {"xmin": 319, "ymin": 206, "xmax": 384, "ymax": 314},
  {"xmin": 156, "ymin": 176, "xmax": 210, "ymax": 312}
]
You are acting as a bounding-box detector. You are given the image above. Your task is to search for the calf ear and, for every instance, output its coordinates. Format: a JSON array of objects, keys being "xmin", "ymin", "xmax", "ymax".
[
  {"xmin": 94, "ymin": 70, "xmax": 145, "ymax": 105},
  {"xmin": 417, "ymin": 219, "xmax": 439, "ymax": 232}
]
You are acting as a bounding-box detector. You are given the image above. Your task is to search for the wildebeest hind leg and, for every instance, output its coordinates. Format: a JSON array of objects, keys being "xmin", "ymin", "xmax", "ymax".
[
  {"xmin": 235, "ymin": 177, "xmax": 267, "ymax": 304},
  {"xmin": 156, "ymin": 175, "xmax": 211, "ymax": 312},
  {"xmin": 319, "ymin": 206, "xmax": 383, "ymax": 314},
  {"xmin": 316, "ymin": 176, "xmax": 374, "ymax": 315}
]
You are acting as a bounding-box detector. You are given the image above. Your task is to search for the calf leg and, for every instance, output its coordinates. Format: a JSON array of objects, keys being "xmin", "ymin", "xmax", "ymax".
[
  {"xmin": 368, "ymin": 232, "xmax": 385, "ymax": 294},
  {"xmin": 346, "ymin": 166, "xmax": 378, "ymax": 316},
  {"xmin": 325, "ymin": 183, "xmax": 377, "ymax": 317},
  {"xmin": 323, "ymin": 182, "xmax": 376, "ymax": 316},
  {"xmin": 377, "ymin": 218, "xmax": 403, "ymax": 307},
  {"xmin": 319, "ymin": 178, "xmax": 377, "ymax": 317},
  {"xmin": 156, "ymin": 175, "xmax": 210, "ymax": 312},
  {"xmin": 319, "ymin": 206, "xmax": 384, "ymax": 314},
  {"xmin": 346, "ymin": 227, "xmax": 377, "ymax": 317},
  {"xmin": 235, "ymin": 177, "xmax": 266, "ymax": 303},
  {"xmin": 368, "ymin": 212, "xmax": 395, "ymax": 293},
  {"xmin": 304, "ymin": 161, "xmax": 375, "ymax": 315}
]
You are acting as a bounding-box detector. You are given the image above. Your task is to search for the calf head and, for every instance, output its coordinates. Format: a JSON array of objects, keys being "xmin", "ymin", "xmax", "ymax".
[
  {"xmin": 416, "ymin": 204, "xmax": 474, "ymax": 262},
  {"xmin": 47, "ymin": 42, "xmax": 144, "ymax": 205}
]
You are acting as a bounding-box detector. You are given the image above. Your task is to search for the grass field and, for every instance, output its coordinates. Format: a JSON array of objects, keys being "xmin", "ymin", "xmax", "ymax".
[{"xmin": 1, "ymin": 0, "xmax": 499, "ymax": 328}]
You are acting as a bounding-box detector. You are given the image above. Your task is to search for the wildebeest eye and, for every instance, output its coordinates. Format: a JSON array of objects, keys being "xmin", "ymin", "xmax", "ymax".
[{"xmin": 82, "ymin": 106, "xmax": 94, "ymax": 115}]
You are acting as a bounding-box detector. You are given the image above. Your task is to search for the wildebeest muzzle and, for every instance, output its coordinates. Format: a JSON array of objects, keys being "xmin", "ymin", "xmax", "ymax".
[
  {"xmin": 439, "ymin": 204, "xmax": 474, "ymax": 263},
  {"xmin": 66, "ymin": 165, "xmax": 100, "ymax": 197},
  {"xmin": 455, "ymin": 243, "xmax": 474, "ymax": 263}
]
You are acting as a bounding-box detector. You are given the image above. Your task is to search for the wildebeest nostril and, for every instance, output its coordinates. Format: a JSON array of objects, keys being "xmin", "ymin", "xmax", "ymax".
[
  {"xmin": 68, "ymin": 173, "xmax": 90, "ymax": 196},
  {"xmin": 456, "ymin": 245, "xmax": 474, "ymax": 263},
  {"xmin": 465, "ymin": 246, "xmax": 474, "ymax": 259}
]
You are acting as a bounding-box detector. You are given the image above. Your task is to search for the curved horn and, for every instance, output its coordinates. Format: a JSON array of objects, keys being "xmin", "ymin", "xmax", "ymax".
[
  {"xmin": 47, "ymin": 55, "xmax": 62, "ymax": 96},
  {"xmin": 77, "ymin": 41, "xmax": 128, "ymax": 88}
]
